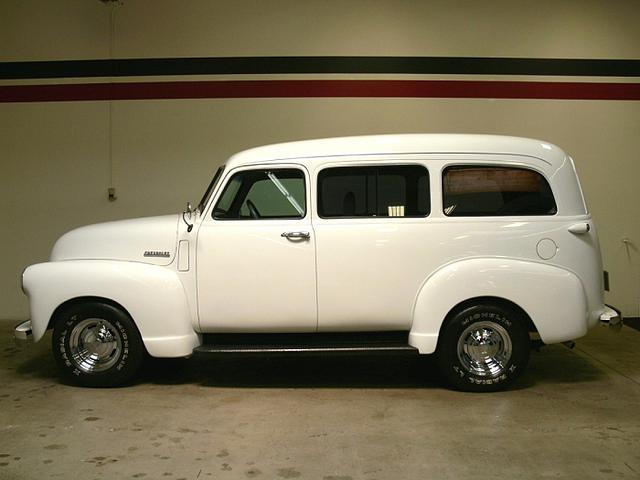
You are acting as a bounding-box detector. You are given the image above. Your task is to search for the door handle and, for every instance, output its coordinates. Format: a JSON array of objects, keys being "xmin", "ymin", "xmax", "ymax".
[
  {"xmin": 568, "ymin": 223, "xmax": 591, "ymax": 234},
  {"xmin": 281, "ymin": 231, "xmax": 310, "ymax": 240}
]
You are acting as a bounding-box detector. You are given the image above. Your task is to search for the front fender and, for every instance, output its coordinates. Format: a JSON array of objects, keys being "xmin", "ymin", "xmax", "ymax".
[
  {"xmin": 409, "ymin": 258, "xmax": 588, "ymax": 353},
  {"xmin": 22, "ymin": 260, "xmax": 199, "ymax": 357}
]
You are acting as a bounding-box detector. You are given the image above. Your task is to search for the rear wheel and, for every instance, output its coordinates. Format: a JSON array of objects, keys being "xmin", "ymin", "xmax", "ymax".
[
  {"xmin": 436, "ymin": 303, "xmax": 529, "ymax": 392},
  {"xmin": 52, "ymin": 302, "xmax": 145, "ymax": 387}
]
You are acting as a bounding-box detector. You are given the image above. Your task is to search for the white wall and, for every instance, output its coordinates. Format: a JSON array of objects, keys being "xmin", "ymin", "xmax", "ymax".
[{"xmin": 1, "ymin": 0, "xmax": 639, "ymax": 318}]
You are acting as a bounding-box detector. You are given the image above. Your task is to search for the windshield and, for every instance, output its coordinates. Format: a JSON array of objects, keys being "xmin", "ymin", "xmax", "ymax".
[{"xmin": 197, "ymin": 165, "xmax": 225, "ymax": 213}]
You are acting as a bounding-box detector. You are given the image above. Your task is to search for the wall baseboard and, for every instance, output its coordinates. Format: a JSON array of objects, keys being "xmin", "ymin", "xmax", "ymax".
[{"xmin": 624, "ymin": 317, "xmax": 640, "ymax": 332}]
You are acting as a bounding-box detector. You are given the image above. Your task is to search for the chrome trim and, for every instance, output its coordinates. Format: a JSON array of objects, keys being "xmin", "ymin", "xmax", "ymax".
[
  {"xmin": 457, "ymin": 321, "xmax": 513, "ymax": 377},
  {"xmin": 14, "ymin": 320, "xmax": 33, "ymax": 341},
  {"xmin": 68, "ymin": 318, "xmax": 123, "ymax": 373},
  {"xmin": 281, "ymin": 231, "xmax": 311, "ymax": 239},
  {"xmin": 143, "ymin": 250, "xmax": 171, "ymax": 258},
  {"xmin": 600, "ymin": 305, "xmax": 623, "ymax": 332}
]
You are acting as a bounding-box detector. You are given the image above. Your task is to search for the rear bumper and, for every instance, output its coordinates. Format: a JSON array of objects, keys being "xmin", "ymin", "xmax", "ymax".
[
  {"xmin": 14, "ymin": 320, "xmax": 33, "ymax": 341},
  {"xmin": 599, "ymin": 305, "xmax": 623, "ymax": 332}
]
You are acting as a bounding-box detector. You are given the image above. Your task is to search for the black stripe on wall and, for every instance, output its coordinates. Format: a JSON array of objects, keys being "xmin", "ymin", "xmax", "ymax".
[{"xmin": 1, "ymin": 56, "xmax": 640, "ymax": 80}]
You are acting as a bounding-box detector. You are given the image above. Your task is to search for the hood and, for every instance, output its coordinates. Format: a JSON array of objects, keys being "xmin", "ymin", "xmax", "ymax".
[{"xmin": 51, "ymin": 215, "xmax": 180, "ymax": 266}]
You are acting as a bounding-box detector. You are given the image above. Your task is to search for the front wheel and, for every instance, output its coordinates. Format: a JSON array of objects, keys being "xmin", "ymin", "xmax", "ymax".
[
  {"xmin": 52, "ymin": 302, "xmax": 146, "ymax": 387},
  {"xmin": 435, "ymin": 304, "xmax": 530, "ymax": 392}
]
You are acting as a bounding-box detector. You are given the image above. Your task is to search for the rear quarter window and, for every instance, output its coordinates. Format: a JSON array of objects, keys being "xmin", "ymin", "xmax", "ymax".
[{"xmin": 442, "ymin": 166, "xmax": 557, "ymax": 216}]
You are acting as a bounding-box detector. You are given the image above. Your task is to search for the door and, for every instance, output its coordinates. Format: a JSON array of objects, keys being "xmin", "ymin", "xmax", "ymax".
[
  {"xmin": 197, "ymin": 165, "xmax": 317, "ymax": 332},
  {"xmin": 313, "ymin": 164, "xmax": 432, "ymax": 331}
]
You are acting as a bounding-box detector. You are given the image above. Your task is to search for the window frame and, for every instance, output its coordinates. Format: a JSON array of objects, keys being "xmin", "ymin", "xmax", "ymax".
[
  {"xmin": 316, "ymin": 164, "xmax": 431, "ymax": 219},
  {"xmin": 197, "ymin": 165, "xmax": 225, "ymax": 214},
  {"xmin": 211, "ymin": 166, "xmax": 308, "ymax": 221},
  {"xmin": 441, "ymin": 164, "xmax": 558, "ymax": 218}
]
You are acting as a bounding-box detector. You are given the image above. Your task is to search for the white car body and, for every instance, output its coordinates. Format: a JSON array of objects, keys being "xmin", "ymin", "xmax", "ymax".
[{"xmin": 19, "ymin": 134, "xmax": 619, "ymax": 379}]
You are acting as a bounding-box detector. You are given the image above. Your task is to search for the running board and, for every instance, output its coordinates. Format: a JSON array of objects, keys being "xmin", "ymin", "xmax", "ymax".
[{"xmin": 193, "ymin": 331, "xmax": 419, "ymax": 356}]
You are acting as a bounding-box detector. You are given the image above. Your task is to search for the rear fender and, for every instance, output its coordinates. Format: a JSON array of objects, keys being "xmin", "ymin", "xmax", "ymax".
[{"xmin": 410, "ymin": 258, "xmax": 587, "ymax": 353}]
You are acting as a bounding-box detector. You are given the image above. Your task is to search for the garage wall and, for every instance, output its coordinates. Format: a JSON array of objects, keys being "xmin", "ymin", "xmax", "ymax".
[{"xmin": 1, "ymin": 0, "xmax": 639, "ymax": 319}]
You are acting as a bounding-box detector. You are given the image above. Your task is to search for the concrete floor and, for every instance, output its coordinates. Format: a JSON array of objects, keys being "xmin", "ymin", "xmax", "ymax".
[{"xmin": 1, "ymin": 321, "xmax": 639, "ymax": 480}]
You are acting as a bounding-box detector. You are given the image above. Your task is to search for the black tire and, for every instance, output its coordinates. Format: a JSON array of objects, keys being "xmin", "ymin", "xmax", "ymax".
[
  {"xmin": 435, "ymin": 303, "xmax": 530, "ymax": 392},
  {"xmin": 52, "ymin": 302, "xmax": 146, "ymax": 387}
]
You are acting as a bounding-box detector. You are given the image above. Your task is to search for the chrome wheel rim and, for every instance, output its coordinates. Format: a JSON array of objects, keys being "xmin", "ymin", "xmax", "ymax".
[
  {"xmin": 68, "ymin": 318, "xmax": 122, "ymax": 373},
  {"xmin": 457, "ymin": 321, "xmax": 512, "ymax": 377}
]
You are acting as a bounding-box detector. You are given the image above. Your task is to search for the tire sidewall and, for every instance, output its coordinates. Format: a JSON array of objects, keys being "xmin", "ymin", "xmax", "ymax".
[
  {"xmin": 52, "ymin": 303, "xmax": 144, "ymax": 387},
  {"xmin": 437, "ymin": 304, "xmax": 529, "ymax": 392}
]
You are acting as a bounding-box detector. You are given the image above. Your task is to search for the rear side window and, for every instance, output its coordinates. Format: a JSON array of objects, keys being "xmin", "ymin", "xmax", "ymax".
[
  {"xmin": 318, "ymin": 165, "xmax": 430, "ymax": 218},
  {"xmin": 442, "ymin": 166, "xmax": 557, "ymax": 216}
]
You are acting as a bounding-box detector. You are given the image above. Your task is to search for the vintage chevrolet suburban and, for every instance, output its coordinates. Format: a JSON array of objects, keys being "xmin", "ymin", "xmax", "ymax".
[{"xmin": 15, "ymin": 134, "xmax": 621, "ymax": 391}]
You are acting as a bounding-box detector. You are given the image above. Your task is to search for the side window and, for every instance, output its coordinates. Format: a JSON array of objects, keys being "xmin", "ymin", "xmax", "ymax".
[
  {"xmin": 213, "ymin": 168, "xmax": 306, "ymax": 220},
  {"xmin": 318, "ymin": 165, "xmax": 430, "ymax": 218},
  {"xmin": 442, "ymin": 166, "xmax": 557, "ymax": 216}
]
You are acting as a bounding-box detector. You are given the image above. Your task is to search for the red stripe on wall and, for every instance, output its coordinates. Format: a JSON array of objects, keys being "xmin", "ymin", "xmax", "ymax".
[{"xmin": 1, "ymin": 80, "xmax": 639, "ymax": 102}]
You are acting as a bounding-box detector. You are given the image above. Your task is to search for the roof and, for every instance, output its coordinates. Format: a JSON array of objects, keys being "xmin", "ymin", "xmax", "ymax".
[{"xmin": 225, "ymin": 134, "xmax": 567, "ymax": 169}]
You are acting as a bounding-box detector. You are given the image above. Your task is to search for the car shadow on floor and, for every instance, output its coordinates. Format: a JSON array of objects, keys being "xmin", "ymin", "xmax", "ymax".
[
  {"xmin": 141, "ymin": 354, "xmax": 439, "ymax": 389},
  {"xmin": 136, "ymin": 344, "xmax": 606, "ymax": 390}
]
